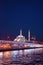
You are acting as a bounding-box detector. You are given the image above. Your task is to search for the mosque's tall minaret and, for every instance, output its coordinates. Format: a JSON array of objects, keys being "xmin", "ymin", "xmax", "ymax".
[
  {"xmin": 20, "ymin": 29, "xmax": 22, "ymax": 35},
  {"xmin": 28, "ymin": 30, "xmax": 30, "ymax": 41}
]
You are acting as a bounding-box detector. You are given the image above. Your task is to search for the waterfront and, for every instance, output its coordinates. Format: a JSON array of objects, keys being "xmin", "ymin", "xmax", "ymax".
[{"xmin": 0, "ymin": 47, "xmax": 43, "ymax": 65}]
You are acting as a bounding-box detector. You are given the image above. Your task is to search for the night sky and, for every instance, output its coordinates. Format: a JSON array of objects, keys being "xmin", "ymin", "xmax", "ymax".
[{"xmin": 0, "ymin": 0, "xmax": 43, "ymax": 40}]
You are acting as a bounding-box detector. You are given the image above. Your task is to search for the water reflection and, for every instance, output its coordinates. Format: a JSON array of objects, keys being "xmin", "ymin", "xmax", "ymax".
[
  {"xmin": 0, "ymin": 48, "xmax": 43, "ymax": 65},
  {"xmin": 3, "ymin": 51, "xmax": 12, "ymax": 57}
]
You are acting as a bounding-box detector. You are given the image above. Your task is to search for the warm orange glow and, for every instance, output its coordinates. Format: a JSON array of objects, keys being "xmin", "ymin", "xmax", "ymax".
[
  {"xmin": 31, "ymin": 36, "xmax": 36, "ymax": 40},
  {"xmin": 23, "ymin": 45, "xmax": 29, "ymax": 48},
  {"xmin": 3, "ymin": 51, "xmax": 11, "ymax": 57},
  {"xmin": 0, "ymin": 43, "xmax": 11, "ymax": 49}
]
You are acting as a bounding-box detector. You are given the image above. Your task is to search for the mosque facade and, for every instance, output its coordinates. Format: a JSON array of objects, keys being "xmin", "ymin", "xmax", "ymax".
[{"xmin": 14, "ymin": 30, "xmax": 30, "ymax": 42}]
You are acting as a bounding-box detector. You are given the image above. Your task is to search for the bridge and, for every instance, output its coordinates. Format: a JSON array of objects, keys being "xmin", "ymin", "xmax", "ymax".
[{"xmin": 0, "ymin": 40, "xmax": 43, "ymax": 52}]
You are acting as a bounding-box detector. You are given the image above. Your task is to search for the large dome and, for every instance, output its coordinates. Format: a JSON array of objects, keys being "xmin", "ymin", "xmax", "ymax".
[
  {"xmin": 14, "ymin": 30, "xmax": 26, "ymax": 42},
  {"xmin": 14, "ymin": 35, "xmax": 26, "ymax": 42}
]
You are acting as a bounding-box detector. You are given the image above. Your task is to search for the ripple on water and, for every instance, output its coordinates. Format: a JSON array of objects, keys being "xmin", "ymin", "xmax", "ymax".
[{"xmin": 0, "ymin": 48, "xmax": 43, "ymax": 65}]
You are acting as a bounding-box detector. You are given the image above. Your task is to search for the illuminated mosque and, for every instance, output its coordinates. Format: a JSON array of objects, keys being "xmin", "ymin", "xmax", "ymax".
[{"xmin": 14, "ymin": 30, "xmax": 30, "ymax": 42}]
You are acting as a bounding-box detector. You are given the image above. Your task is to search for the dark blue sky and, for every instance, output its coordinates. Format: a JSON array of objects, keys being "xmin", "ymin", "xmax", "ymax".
[{"xmin": 0, "ymin": 0, "xmax": 43, "ymax": 40}]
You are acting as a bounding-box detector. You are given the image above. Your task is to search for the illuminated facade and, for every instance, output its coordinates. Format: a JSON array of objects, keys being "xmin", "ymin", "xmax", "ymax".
[
  {"xmin": 14, "ymin": 30, "xmax": 26, "ymax": 42},
  {"xmin": 14, "ymin": 30, "xmax": 31, "ymax": 42}
]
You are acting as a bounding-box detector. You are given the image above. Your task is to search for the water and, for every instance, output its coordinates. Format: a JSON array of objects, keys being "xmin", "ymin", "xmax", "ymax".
[{"xmin": 0, "ymin": 48, "xmax": 43, "ymax": 65}]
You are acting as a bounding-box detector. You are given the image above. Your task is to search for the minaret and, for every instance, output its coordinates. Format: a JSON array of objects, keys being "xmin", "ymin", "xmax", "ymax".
[
  {"xmin": 20, "ymin": 29, "xmax": 22, "ymax": 36},
  {"xmin": 28, "ymin": 30, "xmax": 30, "ymax": 41}
]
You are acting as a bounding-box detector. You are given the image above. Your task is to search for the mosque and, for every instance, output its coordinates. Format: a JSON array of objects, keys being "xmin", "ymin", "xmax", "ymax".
[{"xmin": 14, "ymin": 30, "xmax": 30, "ymax": 42}]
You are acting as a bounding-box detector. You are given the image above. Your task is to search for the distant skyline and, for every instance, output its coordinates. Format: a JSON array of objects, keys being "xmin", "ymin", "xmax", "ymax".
[{"xmin": 0, "ymin": 0, "xmax": 43, "ymax": 40}]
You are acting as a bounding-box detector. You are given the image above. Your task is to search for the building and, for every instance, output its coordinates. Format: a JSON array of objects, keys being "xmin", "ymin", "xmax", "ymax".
[{"xmin": 14, "ymin": 30, "xmax": 26, "ymax": 42}]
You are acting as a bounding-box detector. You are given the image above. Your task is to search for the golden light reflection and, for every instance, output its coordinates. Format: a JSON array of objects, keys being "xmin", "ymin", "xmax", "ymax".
[
  {"xmin": 3, "ymin": 51, "xmax": 12, "ymax": 57},
  {"xmin": 0, "ymin": 52, "xmax": 3, "ymax": 58}
]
